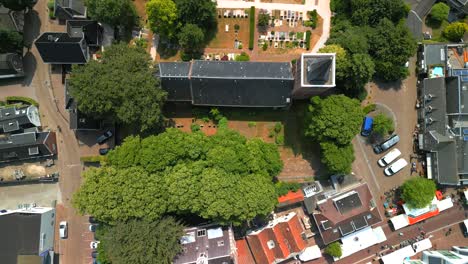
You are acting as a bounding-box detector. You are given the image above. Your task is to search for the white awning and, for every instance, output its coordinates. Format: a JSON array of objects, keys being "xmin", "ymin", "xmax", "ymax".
[
  {"xmin": 298, "ymin": 245, "xmax": 322, "ymax": 261},
  {"xmin": 412, "ymin": 238, "xmax": 432, "ymax": 253},
  {"xmin": 338, "ymin": 227, "xmax": 387, "ymax": 259},
  {"xmin": 464, "ymin": 219, "xmax": 468, "ymax": 230},
  {"xmin": 390, "ymin": 214, "xmax": 410, "ymax": 231},
  {"xmin": 436, "ymin": 197, "xmax": 453, "ymax": 212},
  {"xmin": 381, "ymin": 245, "xmax": 415, "ymax": 264}
]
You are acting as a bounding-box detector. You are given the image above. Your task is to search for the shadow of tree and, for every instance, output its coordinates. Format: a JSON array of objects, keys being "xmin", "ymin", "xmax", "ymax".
[
  {"xmin": 23, "ymin": 10, "xmax": 41, "ymax": 48},
  {"xmin": 22, "ymin": 51, "xmax": 36, "ymax": 86}
]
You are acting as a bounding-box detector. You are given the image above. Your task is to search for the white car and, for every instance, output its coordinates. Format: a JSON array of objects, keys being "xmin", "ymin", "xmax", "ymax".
[
  {"xmin": 90, "ymin": 241, "xmax": 100, "ymax": 249},
  {"xmin": 384, "ymin": 158, "xmax": 408, "ymax": 176},
  {"xmin": 59, "ymin": 221, "xmax": 68, "ymax": 239},
  {"xmin": 378, "ymin": 148, "xmax": 401, "ymax": 167}
]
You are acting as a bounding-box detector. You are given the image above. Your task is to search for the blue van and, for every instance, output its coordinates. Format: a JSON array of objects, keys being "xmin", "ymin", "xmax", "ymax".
[{"xmin": 361, "ymin": 116, "xmax": 373, "ymax": 136}]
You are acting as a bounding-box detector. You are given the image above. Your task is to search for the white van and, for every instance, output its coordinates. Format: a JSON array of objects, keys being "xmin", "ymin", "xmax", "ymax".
[
  {"xmin": 378, "ymin": 148, "xmax": 402, "ymax": 167},
  {"xmin": 384, "ymin": 158, "xmax": 408, "ymax": 176}
]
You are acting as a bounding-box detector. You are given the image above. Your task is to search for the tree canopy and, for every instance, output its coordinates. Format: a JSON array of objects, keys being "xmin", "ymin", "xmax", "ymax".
[
  {"xmin": 146, "ymin": 0, "xmax": 178, "ymax": 39},
  {"xmin": 443, "ymin": 22, "xmax": 468, "ymax": 42},
  {"xmin": 325, "ymin": 242, "xmax": 343, "ymax": 258},
  {"xmin": 430, "ymin": 3, "xmax": 450, "ymax": 23},
  {"xmin": 305, "ymin": 95, "xmax": 364, "ymax": 146},
  {"xmin": 401, "ymin": 177, "xmax": 436, "ymax": 209},
  {"xmin": 318, "ymin": 44, "xmax": 350, "ymax": 83},
  {"xmin": 85, "ymin": 0, "xmax": 137, "ymax": 27},
  {"xmin": 347, "ymin": 53, "xmax": 375, "ymax": 90},
  {"xmin": 97, "ymin": 218, "xmax": 185, "ymax": 264},
  {"xmin": 73, "ymin": 128, "xmax": 283, "ymax": 225},
  {"xmin": 0, "ymin": 29, "xmax": 23, "ymax": 53},
  {"xmin": 373, "ymin": 113, "xmax": 394, "ymax": 136},
  {"xmin": 0, "ymin": 0, "xmax": 36, "ymax": 10},
  {"xmin": 178, "ymin": 24, "xmax": 205, "ymax": 51},
  {"xmin": 350, "ymin": 0, "xmax": 408, "ymax": 26},
  {"xmin": 68, "ymin": 43, "xmax": 167, "ymax": 132},
  {"xmin": 320, "ymin": 142, "xmax": 355, "ymax": 174},
  {"xmin": 174, "ymin": 0, "xmax": 217, "ymax": 34}
]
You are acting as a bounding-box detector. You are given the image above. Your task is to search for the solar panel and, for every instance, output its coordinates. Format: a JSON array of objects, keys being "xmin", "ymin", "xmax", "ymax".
[
  {"xmin": 464, "ymin": 136, "xmax": 468, "ymax": 141},
  {"xmin": 462, "ymin": 76, "xmax": 468, "ymax": 82},
  {"xmin": 463, "ymin": 129, "xmax": 468, "ymax": 135},
  {"xmin": 453, "ymin": 69, "xmax": 468, "ymax": 76},
  {"xmin": 452, "ymin": 70, "xmax": 462, "ymax": 76},
  {"xmin": 338, "ymin": 222, "xmax": 355, "ymax": 236},
  {"xmin": 352, "ymin": 216, "xmax": 369, "ymax": 230}
]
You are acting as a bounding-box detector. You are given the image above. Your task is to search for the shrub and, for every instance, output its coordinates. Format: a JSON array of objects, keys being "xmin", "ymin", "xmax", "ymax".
[
  {"xmin": 275, "ymin": 181, "xmax": 301, "ymax": 197},
  {"xmin": 202, "ymin": 117, "xmax": 210, "ymax": 123},
  {"xmin": 443, "ymin": 22, "xmax": 468, "ymax": 42},
  {"xmin": 6, "ymin": 96, "xmax": 39, "ymax": 107},
  {"xmin": 262, "ymin": 42, "xmax": 268, "ymax": 51},
  {"xmin": 218, "ymin": 117, "xmax": 228, "ymax": 129},
  {"xmin": 238, "ymin": 43, "xmax": 243, "ymax": 49},
  {"xmin": 47, "ymin": 0, "xmax": 54, "ymax": 9},
  {"xmin": 373, "ymin": 113, "xmax": 394, "ymax": 135},
  {"xmin": 363, "ymin": 103, "xmax": 376, "ymax": 114},
  {"xmin": 291, "ymin": 59, "xmax": 297, "ymax": 64},
  {"xmin": 249, "ymin": 6, "xmax": 255, "ymax": 50},
  {"xmin": 191, "ymin": 123, "xmax": 201, "ymax": 132},
  {"xmin": 274, "ymin": 122, "xmax": 282, "ymax": 133},
  {"xmin": 234, "ymin": 24, "xmax": 240, "ymax": 31},
  {"xmin": 430, "ymin": 3, "xmax": 449, "ymax": 23},
  {"xmin": 275, "ymin": 134, "xmax": 284, "ymax": 145},
  {"xmin": 248, "ymin": 121, "xmax": 256, "ymax": 128},
  {"xmin": 325, "ymin": 242, "xmax": 342, "ymax": 258},
  {"xmin": 296, "ymin": 32, "xmax": 304, "ymax": 39},
  {"xmin": 235, "ymin": 52, "xmax": 250, "ymax": 61},
  {"xmin": 209, "ymin": 108, "xmax": 223, "ymax": 121},
  {"xmin": 81, "ymin": 156, "xmax": 108, "ymax": 163},
  {"xmin": 268, "ymin": 130, "xmax": 275, "ymax": 138},
  {"xmin": 305, "ymin": 30, "xmax": 311, "ymax": 50}
]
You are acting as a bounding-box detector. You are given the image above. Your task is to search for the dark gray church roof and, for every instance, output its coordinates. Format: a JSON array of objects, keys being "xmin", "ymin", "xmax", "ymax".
[
  {"xmin": 306, "ymin": 57, "xmax": 332, "ymax": 84},
  {"xmin": 190, "ymin": 61, "xmax": 293, "ymax": 79},
  {"xmin": 35, "ymin": 32, "xmax": 88, "ymax": 64}
]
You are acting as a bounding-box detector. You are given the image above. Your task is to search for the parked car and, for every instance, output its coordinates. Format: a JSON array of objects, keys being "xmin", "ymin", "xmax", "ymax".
[
  {"xmin": 377, "ymin": 148, "xmax": 402, "ymax": 167},
  {"xmin": 99, "ymin": 148, "xmax": 111, "ymax": 155},
  {"xmin": 59, "ymin": 221, "xmax": 68, "ymax": 239},
  {"xmin": 384, "ymin": 158, "xmax": 408, "ymax": 176},
  {"xmin": 373, "ymin": 134, "xmax": 400, "ymax": 154},
  {"xmin": 361, "ymin": 116, "xmax": 373, "ymax": 137},
  {"xmin": 97, "ymin": 130, "xmax": 113, "ymax": 144},
  {"xmin": 91, "ymin": 251, "xmax": 98, "ymax": 259},
  {"xmin": 89, "ymin": 224, "xmax": 98, "ymax": 232},
  {"xmin": 90, "ymin": 241, "xmax": 100, "ymax": 249}
]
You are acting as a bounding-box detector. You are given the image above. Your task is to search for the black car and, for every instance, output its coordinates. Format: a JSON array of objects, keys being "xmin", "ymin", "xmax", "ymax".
[
  {"xmin": 97, "ymin": 130, "xmax": 113, "ymax": 144},
  {"xmin": 99, "ymin": 148, "xmax": 111, "ymax": 155},
  {"xmin": 373, "ymin": 134, "xmax": 400, "ymax": 154},
  {"xmin": 91, "ymin": 251, "xmax": 98, "ymax": 259}
]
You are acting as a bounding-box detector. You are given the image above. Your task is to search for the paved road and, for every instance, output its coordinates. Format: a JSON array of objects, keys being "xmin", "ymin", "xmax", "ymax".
[
  {"xmin": 14, "ymin": 1, "xmax": 91, "ymax": 263},
  {"xmin": 216, "ymin": 0, "xmax": 330, "ymax": 53}
]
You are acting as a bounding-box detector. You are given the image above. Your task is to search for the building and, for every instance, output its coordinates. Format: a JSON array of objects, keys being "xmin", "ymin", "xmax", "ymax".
[
  {"xmin": 174, "ymin": 224, "xmax": 236, "ymax": 264},
  {"xmin": 0, "ymin": 5, "xmax": 24, "ymax": 32},
  {"xmin": 0, "ymin": 53, "xmax": 24, "ymax": 79},
  {"xmin": 418, "ymin": 44, "xmax": 468, "ymax": 185},
  {"xmin": 448, "ymin": 0, "xmax": 468, "ymax": 14},
  {"xmin": 159, "ymin": 61, "xmax": 294, "ymax": 108},
  {"xmin": 54, "ymin": 0, "xmax": 87, "ymax": 21},
  {"xmin": 0, "ymin": 105, "xmax": 41, "ymax": 133},
  {"xmin": 35, "ymin": 20, "xmax": 102, "ymax": 64},
  {"xmin": 293, "ymin": 53, "xmax": 336, "ymax": 99},
  {"xmin": 64, "ymin": 79, "xmax": 101, "ymax": 130},
  {"xmin": 0, "ymin": 207, "xmax": 56, "ymax": 264},
  {"xmin": 311, "ymin": 182, "xmax": 382, "ymax": 245},
  {"xmin": 245, "ymin": 212, "xmax": 316, "ymax": 264},
  {"xmin": 0, "ymin": 131, "xmax": 57, "ymax": 163},
  {"xmin": 402, "ymin": 246, "xmax": 468, "ymax": 264}
]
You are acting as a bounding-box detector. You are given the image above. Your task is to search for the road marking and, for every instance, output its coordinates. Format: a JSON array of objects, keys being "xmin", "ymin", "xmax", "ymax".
[{"xmin": 356, "ymin": 137, "xmax": 381, "ymax": 191}]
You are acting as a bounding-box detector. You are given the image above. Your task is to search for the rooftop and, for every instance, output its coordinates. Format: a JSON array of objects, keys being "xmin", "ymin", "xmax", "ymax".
[
  {"xmin": 35, "ymin": 32, "xmax": 88, "ymax": 64},
  {"xmin": 0, "ymin": 53, "xmax": 24, "ymax": 78},
  {"xmin": 301, "ymin": 53, "xmax": 336, "ymax": 87},
  {"xmin": 0, "ymin": 105, "xmax": 41, "ymax": 133}
]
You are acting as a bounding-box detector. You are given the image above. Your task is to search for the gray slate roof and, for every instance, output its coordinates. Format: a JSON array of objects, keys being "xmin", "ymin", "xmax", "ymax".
[
  {"xmin": 0, "ymin": 106, "xmax": 40, "ymax": 133},
  {"xmin": 0, "ymin": 131, "xmax": 56, "ymax": 163},
  {"xmin": 424, "ymin": 44, "xmax": 447, "ymax": 68},
  {"xmin": 35, "ymin": 32, "xmax": 88, "ymax": 64},
  {"xmin": 191, "ymin": 61, "xmax": 293, "ymax": 79}
]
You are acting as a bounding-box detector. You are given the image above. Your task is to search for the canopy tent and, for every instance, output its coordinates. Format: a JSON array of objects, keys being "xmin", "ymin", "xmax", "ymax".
[
  {"xmin": 436, "ymin": 197, "xmax": 453, "ymax": 212},
  {"xmin": 298, "ymin": 245, "xmax": 322, "ymax": 261},
  {"xmin": 381, "ymin": 239, "xmax": 432, "ymax": 264},
  {"xmin": 390, "ymin": 214, "xmax": 410, "ymax": 231},
  {"xmin": 338, "ymin": 227, "xmax": 387, "ymax": 259}
]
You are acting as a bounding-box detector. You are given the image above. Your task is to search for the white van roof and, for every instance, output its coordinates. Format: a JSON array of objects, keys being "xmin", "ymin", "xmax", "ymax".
[{"xmin": 390, "ymin": 158, "xmax": 408, "ymax": 170}]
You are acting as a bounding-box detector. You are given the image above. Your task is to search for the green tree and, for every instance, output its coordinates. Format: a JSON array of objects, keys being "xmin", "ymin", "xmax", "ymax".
[
  {"xmin": 373, "ymin": 113, "xmax": 394, "ymax": 135},
  {"xmin": 275, "ymin": 181, "xmax": 301, "ymax": 197},
  {"xmin": 146, "ymin": 0, "xmax": 178, "ymax": 39},
  {"xmin": 305, "ymin": 95, "xmax": 364, "ymax": 145},
  {"xmin": 174, "ymin": 0, "xmax": 217, "ymax": 34},
  {"xmin": 320, "ymin": 142, "xmax": 355, "ymax": 174},
  {"xmin": 74, "ymin": 128, "xmax": 282, "ymax": 225},
  {"xmin": 0, "ymin": 0, "xmax": 36, "ymax": 10},
  {"xmin": 350, "ymin": 0, "xmax": 408, "ymax": 26},
  {"xmin": 443, "ymin": 22, "xmax": 468, "ymax": 42},
  {"xmin": 369, "ymin": 19, "xmax": 416, "ymax": 81},
  {"xmin": 178, "ymin": 23, "xmax": 205, "ymax": 51},
  {"xmin": 98, "ymin": 218, "xmax": 185, "ymax": 264},
  {"xmin": 346, "ymin": 53, "xmax": 375, "ymax": 90},
  {"xmin": 257, "ymin": 11, "xmax": 270, "ymax": 32},
  {"xmin": 401, "ymin": 177, "xmax": 436, "ymax": 209},
  {"xmin": 235, "ymin": 52, "xmax": 250, "ymax": 61},
  {"xmin": 68, "ymin": 43, "xmax": 167, "ymax": 132},
  {"xmin": 85, "ymin": 0, "xmax": 137, "ymax": 27},
  {"xmin": 328, "ymin": 26, "xmax": 370, "ymax": 54},
  {"xmin": 430, "ymin": 3, "xmax": 450, "ymax": 24},
  {"xmin": 318, "ymin": 44, "xmax": 351, "ymax": 83},
  {"xmin": 0, "ymin": 29, "xmax": 23, "ymax": 53},
  {"xmin": 325, "ymin": 242, "xmax": 343, "ymax": 258}
]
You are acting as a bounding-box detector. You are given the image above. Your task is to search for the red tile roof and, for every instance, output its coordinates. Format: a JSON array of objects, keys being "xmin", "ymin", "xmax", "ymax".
[
  {"xmin": 236, "ymin": 239, "xmax": 256, "ymax": 264},
  {"xmin": 246, "ymin": 213, "xmax": 306, "ymax": 264},
  {"xmin": 278, "ymin": 190, "xmax": 305, "ymax": 205}
]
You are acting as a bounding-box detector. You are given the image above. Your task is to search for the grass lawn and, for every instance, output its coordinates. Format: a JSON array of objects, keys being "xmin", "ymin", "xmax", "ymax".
[{"xmin": 425, "ymin": 18, "xmax": 449, "ymax": 42}]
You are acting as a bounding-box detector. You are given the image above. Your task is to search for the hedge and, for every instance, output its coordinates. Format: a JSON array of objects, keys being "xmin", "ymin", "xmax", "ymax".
[
  {"xmin": 305, "ymin": 30, "xmax": 311, "ymax": 50},
  {"xmin": 249, "ymin": 6, "xmax": 255, "ymax": 50},
  {"xmin": 80, "ymin": 156, "xmax": 108, "ymax": 163},
  {"xmin": 6, "ymin": 96, "xmax": 39, "ymax": 107}
]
